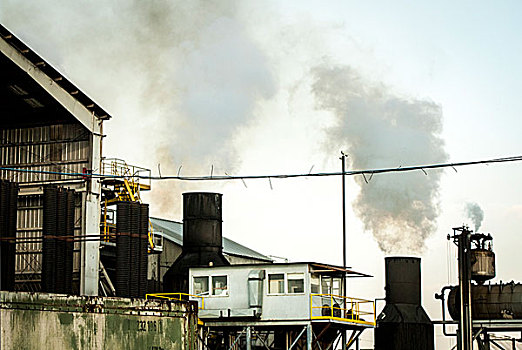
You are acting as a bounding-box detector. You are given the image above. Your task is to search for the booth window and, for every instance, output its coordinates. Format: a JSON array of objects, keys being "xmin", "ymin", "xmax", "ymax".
[
  {"xmin": 193, "ymin": 276, "xmax": 209, "ymax": 296},
  {"xmin": 321, "ymin": 276, "xmax": 342, "ymax": 295},
  {"xmin": 212, "ymin": 275, "xmax": 228, "ymax": 296},
  {"xmin": 287, "ymin": 273, "xmax": 305, "ymax": 293},
  {"xmin": 311, "ymin": 274, "xmax": 320, "ymax": 294},
  {"xmin": 268, "ymin": 274, "xmax": 285, "ymax": 294}
]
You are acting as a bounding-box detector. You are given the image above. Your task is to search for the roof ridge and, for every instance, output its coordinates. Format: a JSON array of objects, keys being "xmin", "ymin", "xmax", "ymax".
[
  {"xmin": 0, "ymin": 23, "xmax": 111, "ymax": 120},
  {"xmin": 149, "ymin": 217, "xmax": 271, "ymax": 261}
]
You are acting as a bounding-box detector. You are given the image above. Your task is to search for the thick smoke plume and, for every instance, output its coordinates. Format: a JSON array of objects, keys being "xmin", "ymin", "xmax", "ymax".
[
  {"xmin": 465, "ymin": 202, "xmax": 484, "ymax": 232},
  {"xmin": 312, "ymin": 64, "xmax": 448, "ymax": 254},
  {"xmin": 1, "ymin": 1, "xmax": 275, "ymax": 217}
]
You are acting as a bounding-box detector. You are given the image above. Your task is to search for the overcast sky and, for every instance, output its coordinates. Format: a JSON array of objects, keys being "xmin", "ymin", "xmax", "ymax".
[{"xmin": 2, "ymin": 1, "xmax": 522, "ymax": 348}]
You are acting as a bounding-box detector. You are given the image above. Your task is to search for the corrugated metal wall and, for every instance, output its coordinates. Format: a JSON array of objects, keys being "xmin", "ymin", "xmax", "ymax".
[
  {"xmin": 0, "ymin": 123, "xmax": 90, "ymax": 183},
  {"xmin": 0, "ymin": 122, "xmax": 90, "ymax": 291}
]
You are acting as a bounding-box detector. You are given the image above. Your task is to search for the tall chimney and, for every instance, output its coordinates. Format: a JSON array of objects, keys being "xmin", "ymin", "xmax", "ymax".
[
  {"xmin": 163, "ymin": 192, "xmax": 230, "ymax": 293},
  {"xmin": 375, "ymin": 257, "xmax": 434, "ymax": 350}
]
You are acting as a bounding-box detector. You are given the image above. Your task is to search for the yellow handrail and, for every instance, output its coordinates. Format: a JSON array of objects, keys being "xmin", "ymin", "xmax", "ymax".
[
  {"xmin": 310, "ymin": 294, "xmax": 375, "ymax": 326},
  {"xmin": 146, "ymin": 293, "xmax": 205, "ymax": 309},
  {"xmin": 148, "ymin": 220, "xmax": 155, "ymax": 250}
]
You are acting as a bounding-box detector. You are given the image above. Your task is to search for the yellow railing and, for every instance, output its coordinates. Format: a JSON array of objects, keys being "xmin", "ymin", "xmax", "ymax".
[
  {"xmin": 310, "ymin": 294, "xmax": 375, "ymax": 326},
  {"xmin": 101, "ymin": 157, "xmax": 152, "ymax": 190},
  {"xmin": 146, "ymin": 293, "xmax": 205, "ymax": 310}
]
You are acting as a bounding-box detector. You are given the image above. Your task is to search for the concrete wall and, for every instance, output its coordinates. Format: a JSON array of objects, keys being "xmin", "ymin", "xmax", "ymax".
[{"xmin": 0, "ymin": 291, "xmax": 197, "ymax": 349}]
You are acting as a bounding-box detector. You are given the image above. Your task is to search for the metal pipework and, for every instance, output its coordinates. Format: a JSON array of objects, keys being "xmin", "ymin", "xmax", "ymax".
[
  {"xmin": 470, "ymin": 233, "xmax": 495, "ymax": 284},
  {"xmin": 435, "ymin": 286, "xmax": 457, "ymax": 337},
  {"xmin": 448, "ymin": 226, "xmax": 473, "ymax": 350}
]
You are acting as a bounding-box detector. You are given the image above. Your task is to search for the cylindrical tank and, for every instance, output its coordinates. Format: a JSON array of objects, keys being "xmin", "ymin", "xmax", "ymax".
[
  {"xmin": 471, "ymin": 249, "xmax": 495, "ymax": 283},
  {"xmin": 448, "ymin": 283, "xmax": 522, "ymax": 320}
]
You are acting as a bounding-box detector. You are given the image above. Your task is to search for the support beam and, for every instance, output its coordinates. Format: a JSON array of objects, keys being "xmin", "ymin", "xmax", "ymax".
[
  {"xmin": 289, "ymin": 326, "xmax": 307, "ymax": 350},
  {"xmin": 490, "ymin": 340, "xmax": 506, "ymax": 350},
  {"xmin": 227, "ymin": 329, "xmax": 246, "ymax": 350},
  {"xmin": 307, "ymin": 324, "xmax": 312, "ymax": 350},
  {"xmin": 80, "ymin": 131, "xmax": 102, "ymax": 295},
  {"xmin": 252, "ymin": 329, "xmax": 271, "ymax": 350},
  {"xmin": 313, "ymin": 323, "xmax": 331, "ymax": 347},
  {"xmin": 246, "ymin": 326, "xmax": 252, "ymax": 350}
]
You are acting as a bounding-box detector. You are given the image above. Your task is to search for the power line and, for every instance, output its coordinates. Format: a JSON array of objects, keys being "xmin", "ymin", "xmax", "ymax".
[{"xmin": 1, "ymin": 155, "xmax": 522, "ymax": 182}]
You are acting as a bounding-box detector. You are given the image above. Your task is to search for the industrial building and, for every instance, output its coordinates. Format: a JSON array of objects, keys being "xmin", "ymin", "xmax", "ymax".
[
  {"xmin": 0, "ymin": 23, "xmax": 271, "ymax": 297},
  {"xmin": 1, "ymin": 23, "xmax": 107, "ymax": 295},
  {"xmin": 2, "ymin": 20, "xmax": 522, "ymax": 350},
  {"xmin": 0, "ymin": 23, "xmax": 377, "ymax": 349}
]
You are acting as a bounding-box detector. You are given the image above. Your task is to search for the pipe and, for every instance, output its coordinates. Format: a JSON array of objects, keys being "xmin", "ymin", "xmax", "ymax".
[
  {"xmin": 435, "ymin": 286, "xmax": 457, "ymax": 336},
  {"xmin": 457, "ymin": 228, "xmax": 473, "ymax": 350},
  {"xmin": 340, "ymin": 151, "xmax": 347, "ymax": 350}
]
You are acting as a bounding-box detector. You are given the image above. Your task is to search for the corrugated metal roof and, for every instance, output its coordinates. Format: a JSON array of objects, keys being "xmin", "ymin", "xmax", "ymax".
[
  {"xmin": 0, "ymin": 23, "xmax": 111, "ymax": 120},
  {"xmin": 150, "ymin": 217, "xmax": 272, "ymax": 262}
]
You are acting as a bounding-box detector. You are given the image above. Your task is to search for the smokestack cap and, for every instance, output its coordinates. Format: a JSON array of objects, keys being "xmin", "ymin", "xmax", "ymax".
[
  {"xmin": 385, "ymin": 256, "xmax": 421, "ymax": 305},
  {"xmin": 183, "ymin": 192, "xmax": 222, "ymax": 220}
]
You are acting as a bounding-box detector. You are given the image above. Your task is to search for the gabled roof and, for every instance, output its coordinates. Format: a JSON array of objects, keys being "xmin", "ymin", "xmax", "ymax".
[
  {"xmin": 150, "ymin": 217, "xmax": 273, "ymax": 263},
  {"xmin": 0, "ymin": 24, "xmax": 111, "ymax": 132}
]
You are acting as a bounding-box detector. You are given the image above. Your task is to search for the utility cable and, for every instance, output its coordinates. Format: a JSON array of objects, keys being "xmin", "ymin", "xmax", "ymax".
[{"xmin": 0, "ymin": 155, "xmax": 522, "ymax": 182}]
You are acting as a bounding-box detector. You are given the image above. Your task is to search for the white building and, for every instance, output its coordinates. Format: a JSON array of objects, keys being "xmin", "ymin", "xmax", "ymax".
[{"xmin": 151, "ymin": 262, "xmax": 376, "ymax": 349}]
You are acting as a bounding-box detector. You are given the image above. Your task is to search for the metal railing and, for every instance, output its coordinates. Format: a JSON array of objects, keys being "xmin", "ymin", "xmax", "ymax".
[
  {"xmin": 310, "ymin": 294, "xmax": 375, "ymax": 326},
  {"xmin": 145, "ymin": 293, "xmax": 205, "ymax": 310},
  {"xmin": 101, "ymin": 157, "xmax": 151, "ymax": 190}
]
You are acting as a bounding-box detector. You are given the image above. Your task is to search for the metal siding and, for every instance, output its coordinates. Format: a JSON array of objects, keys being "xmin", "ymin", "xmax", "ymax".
[
  {"xmin": 0, "ymin": 124, "xmax": 89, "ymax": 183},
  {"xmin": 0, "ymin": 123, "xmax": 89, "ymax": 289}
]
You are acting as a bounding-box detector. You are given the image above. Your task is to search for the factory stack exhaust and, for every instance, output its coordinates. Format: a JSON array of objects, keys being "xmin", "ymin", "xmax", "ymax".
[
  {"xmin": 163, "ymin": 192, "xmax": 230, "ymax": 293},
  {"xmin": 375, "ymin": 257, "xmax": 434, "ymax": 350}
]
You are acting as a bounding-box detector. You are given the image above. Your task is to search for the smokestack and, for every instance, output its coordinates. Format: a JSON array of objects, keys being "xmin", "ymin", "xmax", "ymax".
[
  {"xmin": 375, "ymin": 257, "xmax": 434, "ymax": 350},
  {"xmin": 163, "ymin": 192, "xmax": 230, "ymax": 293}
]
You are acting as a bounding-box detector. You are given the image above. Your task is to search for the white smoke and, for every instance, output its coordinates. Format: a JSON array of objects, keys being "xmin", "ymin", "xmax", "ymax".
[
  {"xmin": 465, "ymin": 202, "xmax": 484, "ymax": 232},
  {"xmin": 312, "ymin": 64, "xmax": 448, "ymax": 254},
  {"xmin": 1, "ymin": 1, "xmax": 276, "ymax": 217},
  {"xmin": 2, "ymin": 3, "xmax": 450, "ymax": 252}
]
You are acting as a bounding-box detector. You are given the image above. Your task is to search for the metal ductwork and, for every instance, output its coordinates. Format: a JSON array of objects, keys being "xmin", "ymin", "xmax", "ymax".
[
  {"xmin": 375, "ymin": 257, "xmax": 434, "ymax": 350},
  {"xmin": 163, "ymin": 192, "xmax": 230, "ymax": 293}
]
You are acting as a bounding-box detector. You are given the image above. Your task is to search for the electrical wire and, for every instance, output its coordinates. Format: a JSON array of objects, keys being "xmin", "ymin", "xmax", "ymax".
[{"xmin": 1, "ymin": 155, "xmax": 522, "ymax": 182}]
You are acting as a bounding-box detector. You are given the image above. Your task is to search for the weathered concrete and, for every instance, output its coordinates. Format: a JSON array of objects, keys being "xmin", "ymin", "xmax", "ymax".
[{"xmin": 0, "ymin": 291, "xmax": 198, "ymax": 349}]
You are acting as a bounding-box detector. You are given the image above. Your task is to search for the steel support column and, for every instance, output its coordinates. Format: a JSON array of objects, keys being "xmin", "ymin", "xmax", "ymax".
[
  {"xmin": 307, "ymin": 324, "xmax": 312, "ymax": 350},
  {"xmin": 80, "ymin": 127, "xmax": 102, "ymax": 296},
  {"xmin": 457, "ymin": 227, "xmax": 473, "ymax": 350},
  {"xmin": 340, "ymin": 151, "xmax": 348, "ymax": 350},
  {"xmin": 246, "ymin": 326, "xmax": 252, "ymax": 350}
]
